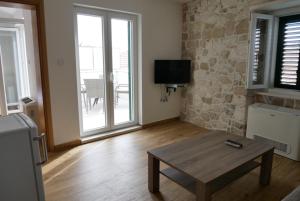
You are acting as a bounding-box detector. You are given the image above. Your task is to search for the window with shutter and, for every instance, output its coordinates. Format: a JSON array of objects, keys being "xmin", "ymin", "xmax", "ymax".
[
  {"xmin": 247, "ymin": 13, "xmax": 273, "ymax": 89},
  {"xmin": 275, "ymin": 14, "xmax": 300, "ymax": 89}
]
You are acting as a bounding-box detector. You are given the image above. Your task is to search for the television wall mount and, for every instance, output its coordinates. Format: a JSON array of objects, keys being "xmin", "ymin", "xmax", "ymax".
[
  {"xmin": 166, "ymin": 84, "xmax": 184, "ymax": 95},
  {"xmin": 160, "ymin": 84, "xmax": 186, "ymax": 102}
]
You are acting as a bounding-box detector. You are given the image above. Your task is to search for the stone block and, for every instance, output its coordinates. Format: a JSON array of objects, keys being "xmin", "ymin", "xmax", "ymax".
[
  {"xmin": 202, "ymin": 97, "xmax": 212, "ymax": 104},
  {"xmin": 235, "ymin": 19, "xmax": 249, "ymax": 34},
  {"xmin": 200, "ymin": 63, "xmax": 209, "ymax": 70},
  {"xmin": 235, "ymin": 61, "xmax": 247, "ymax": 74},
  {"xmin": 225, "ymin": 94, "xmax": 233, "ymax": 103}
]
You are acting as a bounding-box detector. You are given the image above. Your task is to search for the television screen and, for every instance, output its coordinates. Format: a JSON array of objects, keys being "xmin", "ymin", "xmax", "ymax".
[{"xmin": 155, "ymin": 60, "xmax": 191, "ymax": 84}]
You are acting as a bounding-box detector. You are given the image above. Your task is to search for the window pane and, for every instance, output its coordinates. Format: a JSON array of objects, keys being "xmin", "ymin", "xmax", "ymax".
[
  {"xmin": 111, "ymin": 19, "xmax": 133, "ymax": 125},
  {"xmin": 79, "ymin": 47, "xmax": 94, "ymax": 70},
  {"xmin": 0, "ymin": 29, "xmax": 29, "ymax": 113},
  {"xmin": 77, "ymin": 13, "xmax": 107, "ymax": 134},
  {"xmin": 93, "ymin": 47, "xmax": 103, "ymax": 71},
  {"xmin": 77, "ymin": 15, "xmax": 103, "ymax": 47},
  {"xmin": 252, "ymin": 19, "xmax": 268, "ymax": 85}
]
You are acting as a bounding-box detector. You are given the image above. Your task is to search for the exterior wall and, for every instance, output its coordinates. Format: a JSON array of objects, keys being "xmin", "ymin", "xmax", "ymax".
[{"xmin": 181, "ymin": 0, "xmax": 275, "ymax": 135}]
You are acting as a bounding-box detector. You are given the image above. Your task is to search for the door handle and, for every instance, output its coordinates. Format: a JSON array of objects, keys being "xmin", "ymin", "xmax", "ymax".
[
  {"xmin": 109, "ymin": 72, "xmax": 114, "ymax": 83},
  {"xmin": 34, "ymin": 133, "xmax": 48, "ymax": 165}
]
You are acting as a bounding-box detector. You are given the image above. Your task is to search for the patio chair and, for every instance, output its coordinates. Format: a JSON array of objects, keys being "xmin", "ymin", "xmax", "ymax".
[
  {"xmin": 84, "ymin": 79, "xmax": 104, "ymax": 111},
  {"xmin": 113, "ymin": 70, "xmax": 129, "ymax": 104},
  {"xmin": 114, "ymin": 84, "xmax": 129, "ymax": 104}
]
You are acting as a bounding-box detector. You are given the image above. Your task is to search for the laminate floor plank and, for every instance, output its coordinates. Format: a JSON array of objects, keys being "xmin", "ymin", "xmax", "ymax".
[{"xmin": 43, "ymin": 120, "xmax": 300, "ymax": 201}]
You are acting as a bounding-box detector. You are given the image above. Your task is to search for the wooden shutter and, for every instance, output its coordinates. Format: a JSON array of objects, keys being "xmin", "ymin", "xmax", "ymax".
[{"xmin": 275, "ymin": 15, "xmax": 300, "ymax": 89}]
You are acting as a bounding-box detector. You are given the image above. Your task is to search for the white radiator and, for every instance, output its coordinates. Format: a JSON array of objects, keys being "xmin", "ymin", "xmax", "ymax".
[{"xmin": 246, "ymin": 103, "xmax": 300, "ymax": 161}]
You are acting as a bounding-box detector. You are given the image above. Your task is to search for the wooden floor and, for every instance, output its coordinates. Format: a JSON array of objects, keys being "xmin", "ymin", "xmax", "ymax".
[{"xmin": 43, "ymin": 120, "xmax": 300, "ymax": 201}]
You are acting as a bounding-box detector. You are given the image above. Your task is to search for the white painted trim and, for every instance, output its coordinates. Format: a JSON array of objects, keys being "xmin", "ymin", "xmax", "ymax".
[
  {"xmin": 107, "ymin": 11, "xmax": 139, "ymax": 130},
  {"xmin": 137, "ymin": 14, "xmax": 143, "ymax": 125},
  {"xmin": 269, "ymin": 16, "xmax": 279, "ymax": 88},
  {"xmin": 15, "ymin": 25, "xmax": 30, "ymax": 98},
  {"xmin": 0, "ymin": 26, "xmax": 30, "ymax": 114},
  {"xmin": 73, "ymin": 6, "xmax": 85, "ymax": 137},
  {"xmin": 0, "ymin": 48, "xmax": 7, "ymax": 116},
  {"xmin": 106, "ymin": 10, "xmax": 114, "ymax": 131},
  {"xmin": 0, "ymin": 18, "xmax": 24, "ymax": 26},
  {"xmin": 74, "ymin": 7, "xmax": 111, "ymax": 136},
  {"xmin": 247, "ymin": 13, "xmax": 274, "ymax": 89},
  {"xmin": 271, "ymin": 6, "xmax": 300, "ymax": 16},
  {"xmin": 249, "ymin": 1, "xmax": 300, "ymax": 96},
  {"xmin": 74, "ymin": 3, "xmax": 139, "ymax": 16},
  {"xmin": 250, "ymin": 0, "xmax": 300, "ymax": 12}
]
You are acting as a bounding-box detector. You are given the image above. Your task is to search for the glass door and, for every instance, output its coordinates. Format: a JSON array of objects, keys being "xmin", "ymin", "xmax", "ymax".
[
  {"xmin": 109, "ymin": 13, "xmax": 138, "ymax": 129},
  {"xmin": 75, "ymin": 7, "xmax": 138, "ymax": 137},
  {"xmin": 75, "ymin": 8, "xmax": 109, "ymax": 135},
  {"xmin": 0, "ymin": 27, "xmax": 30, "ymax": 116}
]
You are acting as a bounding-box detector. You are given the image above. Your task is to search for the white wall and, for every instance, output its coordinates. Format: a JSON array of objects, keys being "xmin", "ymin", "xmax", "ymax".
[{"xmin": 44, "ymin": 0, "xmax": 182, "ymax": 145}]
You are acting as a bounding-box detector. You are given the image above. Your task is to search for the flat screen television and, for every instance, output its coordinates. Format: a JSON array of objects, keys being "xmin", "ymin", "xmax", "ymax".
[{"xmin": 155, "ymin": 60, "xmax": 191, "ymax": 84}]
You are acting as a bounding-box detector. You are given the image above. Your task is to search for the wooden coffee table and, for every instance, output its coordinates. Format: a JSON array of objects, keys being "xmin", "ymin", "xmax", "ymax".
[{"xmin": 147, "ymin": 131, "xmax": 274, "ymax": 201}]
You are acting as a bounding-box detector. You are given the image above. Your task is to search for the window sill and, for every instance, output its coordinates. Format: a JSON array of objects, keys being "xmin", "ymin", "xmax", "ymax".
[{"xmin": 255, "ymin": 88, "xmax": 300, "ymax": 100}]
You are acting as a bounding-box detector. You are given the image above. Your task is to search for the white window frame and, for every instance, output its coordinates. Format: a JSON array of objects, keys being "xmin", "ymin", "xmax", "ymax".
[
  {"xmin": 0, "ymin": 24, "xmax": 30, "ymax": 116},
  {"xmin": 0, "ymin": 48, "xmax": 7, "ymax": 116},
  {"xmin": 247, "ymin": 13, "xmax": 274, "ymax": 89}
]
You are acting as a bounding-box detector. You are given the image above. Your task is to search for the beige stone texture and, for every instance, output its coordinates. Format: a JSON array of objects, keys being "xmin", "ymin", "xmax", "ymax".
[{"xmin": 181, "ymin": 0, "xmax": 277, "ymax": 135}]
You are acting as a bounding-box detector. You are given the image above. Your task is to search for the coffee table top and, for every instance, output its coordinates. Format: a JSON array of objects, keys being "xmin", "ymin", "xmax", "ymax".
[{"xmin": 148, "ymin": 131, "xmax": 274, "ymax": 183}]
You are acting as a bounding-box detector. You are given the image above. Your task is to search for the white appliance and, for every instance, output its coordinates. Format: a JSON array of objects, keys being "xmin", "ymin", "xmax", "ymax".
[
  {"xmin": 246, "ymin": 103, "xmax": 300, "ymax": 161},
  {"xmin": 21, "ymin": 97, "xmax": 42, "ymax": 133},
  {"xmin": 0, "ymin": 113, "xmax": 47, "ymax": 201}
]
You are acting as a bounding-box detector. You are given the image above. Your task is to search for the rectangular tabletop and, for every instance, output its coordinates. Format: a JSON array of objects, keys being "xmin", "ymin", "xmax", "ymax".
[{"xmin": 148, "ymin": 131, "xmax": 274, "ymax": 183}]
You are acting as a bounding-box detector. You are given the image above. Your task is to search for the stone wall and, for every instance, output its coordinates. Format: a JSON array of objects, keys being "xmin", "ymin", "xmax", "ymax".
[{"xmin": 181, "ymin": 0, "xmax": 275, "ymax": 135}]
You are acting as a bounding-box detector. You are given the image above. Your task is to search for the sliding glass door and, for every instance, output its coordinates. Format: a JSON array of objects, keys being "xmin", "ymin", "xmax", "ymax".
[{"xmin": 75, "ymin": 7, "xmax": 138, "ymax": 137}]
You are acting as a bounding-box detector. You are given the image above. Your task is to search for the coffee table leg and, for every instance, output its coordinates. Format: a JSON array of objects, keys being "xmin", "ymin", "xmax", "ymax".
[
  {"xmin": 148, "ymin": 154, "xmax": 160, "ymax": 193},
  {"xmin": 196, "ymin": 182, "xmax": 211, "ymax": 201},
  {"xmin": 260, "ymin": 149, "xmax": 274, "ymax": 185}
]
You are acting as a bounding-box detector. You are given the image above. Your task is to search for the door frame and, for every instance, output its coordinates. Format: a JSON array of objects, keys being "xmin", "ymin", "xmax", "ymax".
[
  {"xmin": 74, "ymin": 6, "xmax": 139, "ymax": 137},
  {"xmin": 0, "ymin": 29, "xmax": 19, "ymax": 116},
  {"xmin": 74, "ymin": 7, "xmax": 111, "ymax": 136},
  {"xmin": 107, "ymin": 11, "xmax": 139, "ymax": 130},
  {"xmin": 0, "ymin": 0, "xmax": 54, "ymax": 151},
  {"xmin": 0, "ymin": 26, "xmax": 30, "ymax": 114}
]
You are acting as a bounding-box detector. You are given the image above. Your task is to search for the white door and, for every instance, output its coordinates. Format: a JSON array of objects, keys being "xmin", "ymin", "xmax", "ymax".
[
  {"xmin": 0, "ymin": 27, "xmax": 30, "ymax": 116},
  {"xmin": 74, "ymin": 7, "xmax": 138, "ymax": 137}
]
